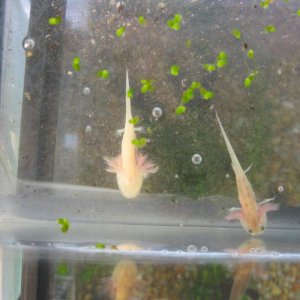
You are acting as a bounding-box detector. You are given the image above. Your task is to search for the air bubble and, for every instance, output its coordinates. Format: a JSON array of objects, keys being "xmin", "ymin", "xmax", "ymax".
[
  {"xmin": 83, "ymin": 87, "xmax": 91, "ymax": 95},
  {"xmin": 187, "ymin": 245, "xmax": 197, "ymax": 252},
  {"xmin": 85, "ymin": 125, "xmax": 92, "ymax": 132},
  {"xmin": 152, "ymin": 107, "xmax": 163, "ymax": 119},
  {"xmin": 200, "ymin": 246, "xmax": 208, "ymax": 252},
  {"xmin": 192, "ymin": 154, "xmax": 202, "ymax": 165},
  {"xmin": 22, "ymin": 37, "xmax": 35, "ymax": 50},
  {"xmin": 277, "ymin": 185, "xmax": 285, "ymax": 193}
]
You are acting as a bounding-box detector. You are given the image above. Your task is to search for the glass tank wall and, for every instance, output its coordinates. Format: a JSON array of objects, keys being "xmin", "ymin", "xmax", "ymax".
[{"xmin": 0, "ymin": 0, "xmax": 300, "ymax": 299}]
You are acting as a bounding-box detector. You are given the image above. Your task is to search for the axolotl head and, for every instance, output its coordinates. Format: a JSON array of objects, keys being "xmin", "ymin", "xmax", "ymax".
[
  {"xmin": 226, "ymin": 202, "xmax": 279, "ymax": 236},
  {"xmin": 242, "ymin": 203, "xmax": 279, "ymax": 236}
]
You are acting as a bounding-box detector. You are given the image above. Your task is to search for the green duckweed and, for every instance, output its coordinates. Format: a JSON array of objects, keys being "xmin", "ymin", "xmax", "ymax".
[
  {"xmin": 203, "ymin": 64, "xmax": 216, "ymax": 73},
  {"xmin": 247, "ymin": 49, "xmax": 254, "ymax": 59},
  {"xmin": 138, "ymin": 16, "xmax": 147, "ymax": 26},
  {"xmin": 140, "ymin": 79, "xmax": 155, "ymax": 93},
  {"xmin": 127, "ymin": 88, "xmax": 134, "ymax": 98},
  {"xmin": 57, "ymin": 218, "xmax": 70, "ymax": 233},
  {"xmin": 175, "ymin": 105, "xmax": 186, "ymax": 115},
  {"xmin": 129, "ymin": 116, "xmax": 140, "ymax": 125},
  {"xmin": 167, "ymin": 13, "xmax": 183, "ymax": 31},
  {"xmin": 264, "ymin": 25, "xmax": 276, "ymax": 33},
  {"xmin": 97, "ymin": 69, "xmax": 109, "ymax": 79},
  {"xmin": 72, "ymin": 56, "xmax": 81, "ymax": 71},
  {"xmin": 170, "ymin": 64, "xmax": 180, "ymax": 76},
  {"xmin": 244, "ymin": 71, "xmax": 258, "ymax": 88},
  {"xmin": 132, "ymin": 137, "xmax": 147, "ymax": 148},
  {"xmin": 95, "ymin": 243, "xmax": 106, "ymax": 249},
  {"xmin": 116, "ymin": 26, "xmax": 126, "ymax": 37},
  {"xmin": 48, "ymin": 16, "xmax": 62, "ymax": 26},
  {"xmin": 231, "ymin": 28, "xmax": 241, "ymax": 40},
  {"xmin": 185, "ymin": 39, "xmax": 192, "ymax": 49}
]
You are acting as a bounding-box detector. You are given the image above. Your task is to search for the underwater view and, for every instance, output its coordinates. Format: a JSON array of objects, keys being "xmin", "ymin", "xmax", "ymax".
[{"xmin": 0, "ymin": 0, "xmax": 300, "ymax": 299}]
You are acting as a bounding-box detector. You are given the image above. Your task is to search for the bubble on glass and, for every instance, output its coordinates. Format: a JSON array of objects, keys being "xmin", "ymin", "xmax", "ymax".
[
  {"xmin": 22, "ymin": 37, "xmax": 35, "ymax": 50},
  {"xmin": 152, "ymin": 107, "xmax": 163, "ymax": 119},
  {"xmin": 67, "ymin": 71, "xmax": 73, "ymax": 76},
  {"xmin": 83, "ymin": 86, "xmax": 91, "ymax": 95},
  {"xmin": 174, "ymin": 174, "xmax": 179, "ymax": 179},
  {"xmin": 277, "ymin": 185, "xmax": 285, "ymax": 193},
  {"xmin": 192, "ymin": 154, "xmax": 202, "ymax": 165},
  {"xmin": 225, "ymin": 173, "xmax": 230, "ymax": 178},
  {"xmin": 187, "ymin": 244, "xmax": 197, "ymax": 253},
  {"xmin": 85, "ymin": 125, "xmax": 92, "ymax": 132},
  {"xmin": 200, "ymin": 246, "xmax": 208, "ymax": 253}
]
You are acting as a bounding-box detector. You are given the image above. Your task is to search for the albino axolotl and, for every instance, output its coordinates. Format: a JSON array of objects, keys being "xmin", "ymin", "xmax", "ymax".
[
  {"xmin": 110, "ymin": 260, "xmax": 139, "ymax": 300},
  {"xmin": 215, "ymin": 111, "xmax": 279, "ymax": 235},
  {"xmin": 228, "ymin": 239, "xmax": 266, "ymax": 300},
  {"xmin": 104, "ymin": 69, "xmax": 158, "ymax": 199}
]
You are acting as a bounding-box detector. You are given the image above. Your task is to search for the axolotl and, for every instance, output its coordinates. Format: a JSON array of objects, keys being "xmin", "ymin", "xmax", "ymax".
[
  {"xmin": 215, "ymin": 111, "xmax": 279, "ymax": 235},
  {"xmin": 104, "ymin": 69, "xmax": 158, "ymax": 198}
]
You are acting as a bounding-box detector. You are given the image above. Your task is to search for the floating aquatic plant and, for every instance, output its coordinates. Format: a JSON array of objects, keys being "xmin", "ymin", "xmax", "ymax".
[
  {"xmin": 216, "ymin": 51, "xmax": 228, "ymax": 68},
  {"xmin": 260, "ymin": 0, "xmax": 272, "ymax": 8},
  {"xmin": 185, "ymin": 39, "xmax": 192, "ymax": 49},
  {"xmin": 247, "ymin": 49, "xmax": 254, "ymax": 59},
  {"xmin": 116, "ymin": 26, "xmax": 126, "ymax": 37},
  {"xmin": 170, "ymin": 64, "xmax": 180, "ymax": 76},
  {"xmin": 127, "ymin": 88, "xmax": 134, "ymax": 98},
  {"xmin": 297, "ymin": 9, "xmax": 300, "ymax": 16},
  {"xmin": 48, "ymin": 16, "xmax": 62, "ymax": 26},
  {"xmin": 132, "ymin": 137, "xmax": 147, "ymax": 148},
  {"xmin": 95, "ymin": 243, "xmax": 106, "ymax": 249},
  {"xmin": 203, "ymin": 64, "xmax": 216, "ymax": 73},
  {"xmin": 182, "ymin": 87, "xmax": 194, "ymax": 103},
  {"xmin": 97, "ymin": 69, "xmax": 109, "ymax": 79},
  {"xmin": 264, "ymin": 25, "xmax": 276, "ymax": 33},
  {"xmin": 167, "ymin": 13, "xmax": 183, "ymax": 31},
  {"xmin": 57, "ymin": 218, "xmax": 70, "ymax": 233},
  {"xmin": 140, "ymin": 79, "xmax": 155, "ymax": 93},
  {"xmin": 244, "ymin": 71, "xmax": 258, "ymax": 88},
  {"xmin": 72, "ymin": 56, "xmax": 80, "ymax": 71},
  {"xmin": 138, "ymin": 16, "xmax": 147, "ymax": 26},
  {"xmin": 231, "ymin": 28, "xmax": 241, "ymax": 40},
  {"xmin": 175, "ymin": 105, "xmax": 186, "ymax": 115},
  {"xmin": 56, "ymin": 262, "xmax": 69, "ymax": 276},
  {"xmin": 129, "ymin": 116, "xmax": 140, "ymax": 125},
  {"xmin": 200, "ymin": 88, "xmax": 214, "ymax": 100},
  {"xmin": 191, "ymin": 81, "xmax": 201, "ymax": 89}
]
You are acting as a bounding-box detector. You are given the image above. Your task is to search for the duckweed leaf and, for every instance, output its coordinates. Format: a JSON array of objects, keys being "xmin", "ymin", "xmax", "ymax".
[
  {"xmin": 129, "ymin": 116, "xmax": 140, "ymax": 125},
  {"xmin": 191, "ymin": 81, "xmax": 201, "ymax": 89},
  {"xmin": 57, "ymin": 218, "xmax": 70, "ymax": 233},
  {"xmin": 297, "ymin": 9, "xmax": 300, "ymax": 16},
  {"xmin": 202, "ymin": 90, "xmax": 214, "ymax": 100},
  {"xmin": 72, "ymin": 57, "xmax": 80, "ymax": 71},
  {"xmin": 56, "ymin": 263, "xmax": 69, "ymax": 276},
  {"xmin": 167, "ymin": 14, "xmax": 183, "ymax": 31},
  {"xmin": 132, "ymin": 138, "xmax": 147, "ymax": 148},
  {"xmin": 247, "ymin": 49, "xmax": 254, "ymax": 59},
  {"xmin": 216, "ymin": 51, "xmax": 228, "ymax": 68},
  {"xmin": 97, "ymin": 69, "xmax": 109, "ymax": 79},
  {"xmin": 232, "ymin": 28, "xmax": 241, "ymax": 40},
  {"xmin": 260, "ymin": 0, "xmax": 271, "ymax": 8},
  {"xmin": 116, "ymin": 26, "xmax": 126, "ymax": 37},
  {"xmin": 140, "ymin": 79, "xmax": 154, "ymax": 93},
  {"xmin": 138, "ymin": 16, "xmax": 147, "ymax": 26},
  {"xmin": 95, "ymin": 243, "xmax": 106, "ymax": 249},
  {"xmin": 170, "ymin": 65, "xmax": 180, "ymax": 76},
  {"xmin": 48, "ymin": 16, "xmax": 62, "ymax": 26},
  {"xmin": 244, "ymin": 77, "xmax": 252, "ymax": 88},
  {"xmin": 182, "ymin": 88, "xmax": 194, "ymax": 103},
  {"xmin": 175, "ymin": 105, "xmax": 186, "ymax": 115},
  {"xmin": 185, "ymin": 39, "xmax": 192, "ymax": 49},
  {"xmin": 127, "ymin": 88, "xmax": 134, "ymax": 98},
  {"xmin": 264, "ymin": 25, "xmax": 276, "ymax": 33},
  {"xmin": 203, "ymin": 64, "xmax": 216, "ymax": 73}
]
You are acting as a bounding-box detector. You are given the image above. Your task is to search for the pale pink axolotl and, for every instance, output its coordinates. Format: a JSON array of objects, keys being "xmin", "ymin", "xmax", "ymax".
[
  {"xmin": 104, "ymin": 69, "xmax": 158, "ymax": 199},
  {"xmin": 215, "ymin": 111, "xmax": 279, "ymax": 235}
]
